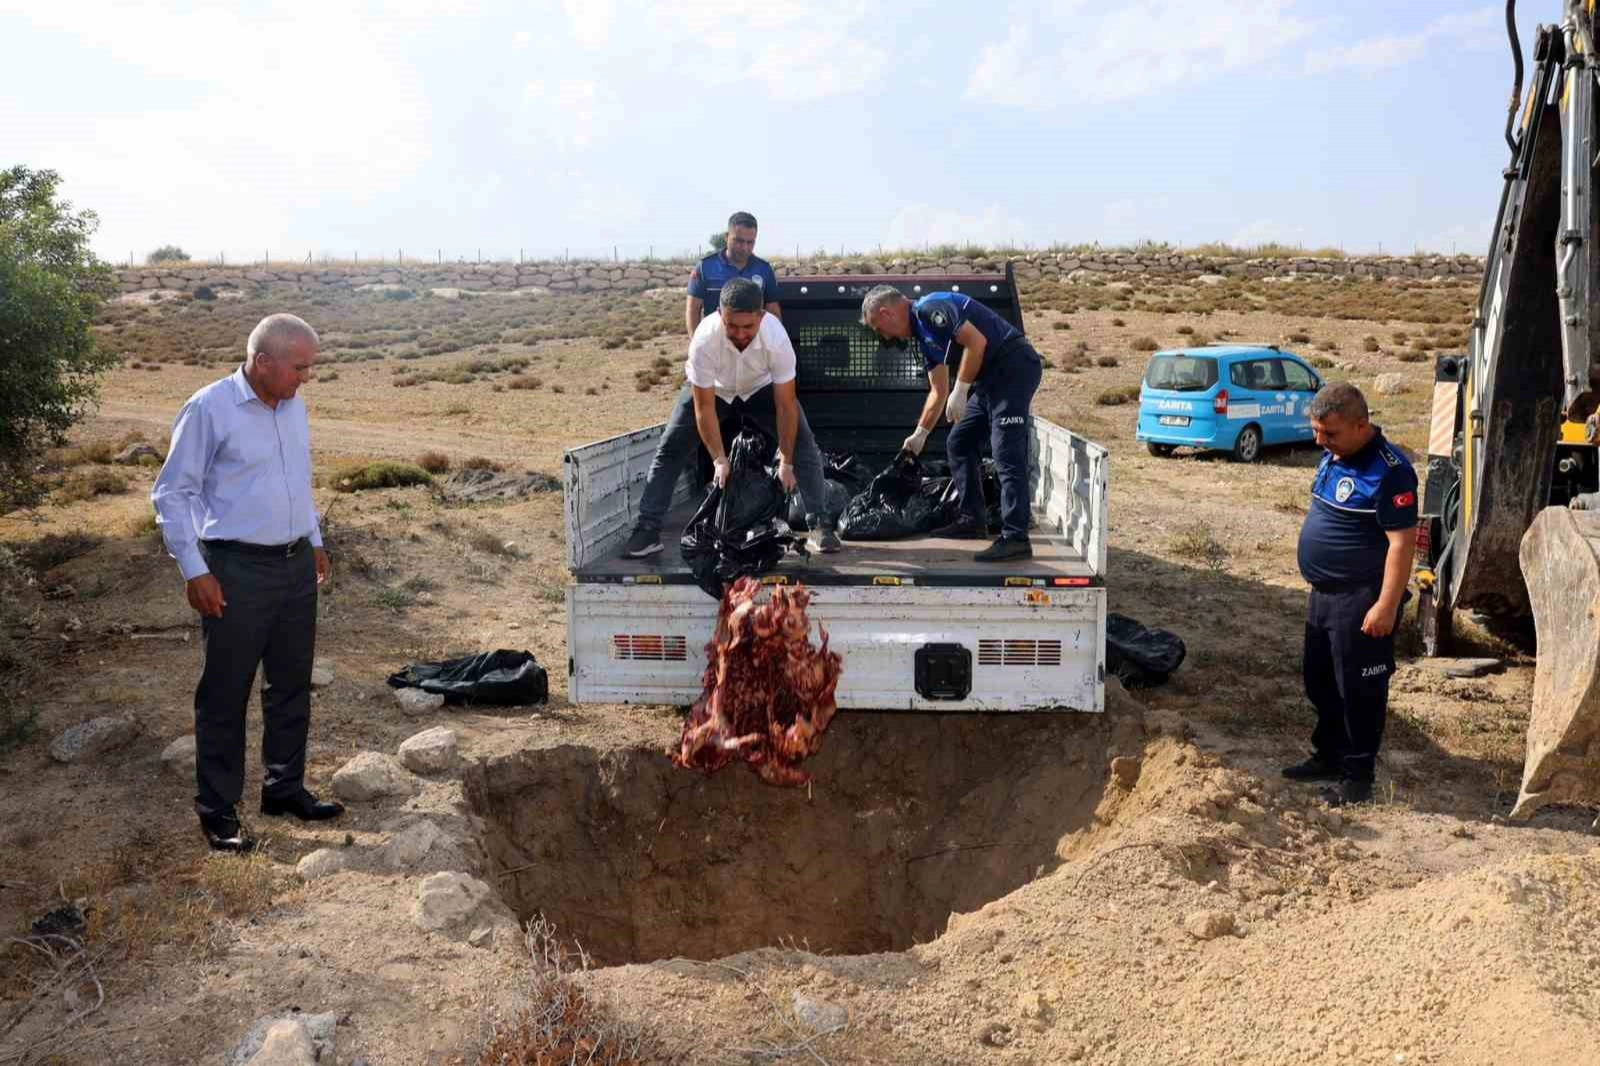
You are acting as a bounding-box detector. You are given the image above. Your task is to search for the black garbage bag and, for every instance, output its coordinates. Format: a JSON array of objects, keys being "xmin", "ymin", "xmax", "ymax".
[
  {"xmin": 826, "ymin": 452, "xmax": 872, "ymax": 494},
  {"xmin": 680, "ymin": 429, "xmax": 801, "ymax": 598},
  {"xmin": 786, "ymin": 478, "xmax": 853, "ymax": 530},
  {"xmin": 1105, "ymin": 613, "xmax": 1186, "ymax": 688},
  {"xmin": 387, "ymin": 649, "xmax": 549, "ymax": 705},
  {"xmin": 837, "ymin": 452, "xmax": 966, "ymax": 540}
]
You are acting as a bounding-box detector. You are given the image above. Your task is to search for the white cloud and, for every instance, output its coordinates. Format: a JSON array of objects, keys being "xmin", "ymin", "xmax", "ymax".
[
  {"xmin": 564, "ymin": 0, "xmax": 612, "ymax": 49},
  {"xmin": 5, "ymin": 3, "xmax": 434, "ymax": 258},
  {"xmin": 1306, "ymin": 8, "xmax": 1499, "ymax": 74},
  {"xmin": 967, "ymin": 1, "xmax": 1316, "ymax": 108},
  {"xmin": 882, "ymin": 204, "xmax": 1032, "ymax": 250},
  {"xmin": 512, "ymin": 29, "xmax": 532, "ymax": 49},
  {"xmin": 520, "ymin": 79, "xmax": 623, "ymax": 152}
]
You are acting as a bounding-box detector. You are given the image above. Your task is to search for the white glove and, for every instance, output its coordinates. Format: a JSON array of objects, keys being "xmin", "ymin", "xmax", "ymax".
[
  {"xmin": 778, "ymin": 460, "xmax": 797, "ymax": 493},
  {"xmin": 712, "ymin": 456, "xmax": 731, "ymax": 488},
  {"xmin": 902, "ymin": 425, "xmax": 930, "ymax": 456},
  {"xmin": 945, "ymin": 380, "xmax": 972, "ymax": 424}
]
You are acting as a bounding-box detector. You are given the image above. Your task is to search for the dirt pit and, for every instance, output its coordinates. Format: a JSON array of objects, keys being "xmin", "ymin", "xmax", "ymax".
[{"xmin": 465, "ymin": 711, "xmax": 1123, "ymax": 963}]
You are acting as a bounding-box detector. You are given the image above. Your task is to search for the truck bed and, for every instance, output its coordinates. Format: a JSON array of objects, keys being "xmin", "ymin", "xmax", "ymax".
[{"xmin": 575, "ymin": 498, "xmax": 1095, "ymax": 588}]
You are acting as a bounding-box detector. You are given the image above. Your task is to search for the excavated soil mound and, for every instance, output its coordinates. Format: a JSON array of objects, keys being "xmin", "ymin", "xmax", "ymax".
[{"xmin": 464, "ymin": 711, "xmax": 1124, "ymax": 963}]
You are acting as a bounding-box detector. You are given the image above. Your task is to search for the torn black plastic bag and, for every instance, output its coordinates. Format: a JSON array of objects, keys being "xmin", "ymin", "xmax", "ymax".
[
  {"xmin": 1105, "ymin": 613, "xmax": 1187, "ymax": 688},
  {"xmin": 680, "ymin": 429, "xmax": 801, "ymax": 598},
  {"xmin": 387, "ymin": 649, "xmax": 549, "ymax": 705}
]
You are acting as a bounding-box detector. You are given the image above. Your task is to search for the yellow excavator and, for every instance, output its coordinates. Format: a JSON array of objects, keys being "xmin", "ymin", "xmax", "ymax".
[{"xmin": 1414, "ymin": 0, "xmax": 1600, "ymax": 819}]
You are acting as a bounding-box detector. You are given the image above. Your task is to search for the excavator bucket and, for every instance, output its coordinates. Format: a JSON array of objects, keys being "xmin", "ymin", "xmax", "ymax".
[{"xmin": 1512, "ymin": 506, "xmax": 1600, "ymax": 819}]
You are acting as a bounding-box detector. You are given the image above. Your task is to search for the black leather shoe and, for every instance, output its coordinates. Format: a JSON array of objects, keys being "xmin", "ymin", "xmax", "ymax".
[
  {"xmin": 1281, "ymin": 756, "xmax": 1344, "ymax": 782},
  {"xmin": 199, "ymin": 811, "xmax": 257, "ymax": 853},
  {"xmin": 974, "ymin": 537, "xmax": 1033, "ymax": 562},
  {"xmin": 260, "ymin": 789, "xmax": 345, "ymax": 821},
  {"xmin": 1321, "ymin": 778, "xmax": 1374, "ymax": 807},
  {"xmin": 930, "ymin": 518, "xmax": 991, "ymax": 539}
]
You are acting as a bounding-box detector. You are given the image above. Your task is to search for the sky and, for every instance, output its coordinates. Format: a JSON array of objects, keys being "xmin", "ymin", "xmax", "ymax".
[{"xmin": 0, "ymin": 1, "xmax": 1555, "ymax": 264}]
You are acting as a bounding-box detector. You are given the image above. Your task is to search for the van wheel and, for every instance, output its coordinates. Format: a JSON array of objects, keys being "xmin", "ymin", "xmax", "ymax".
[
  {"xmin": 1146, "ymin": 443, "xmax": 1176, "ymax": 458},
  {"xmin": 1230, "ymin": 424, "xmax": 1262, "ymax": 463}
]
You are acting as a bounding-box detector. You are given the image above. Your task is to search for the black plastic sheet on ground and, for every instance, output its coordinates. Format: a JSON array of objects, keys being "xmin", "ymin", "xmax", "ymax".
[
  {"xmin": 1106, "ymin": 614, "xmax": 1186, "ymax": 688},
  {"xmin": 387, "ymin": 649, "xmax": 549, "ymax": 705},
  {"xmin": 680, "ymin": 428, "xmax": 804, "ymax": 598}
]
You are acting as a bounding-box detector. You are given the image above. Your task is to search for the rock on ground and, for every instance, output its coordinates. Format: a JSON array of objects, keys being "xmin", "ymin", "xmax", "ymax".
[
  {"xmin": 792, "ymin": 991, "xmax": 848, "ymax": 1034},
  {"xmin": 1183, "ymin": 909, "xmax": 1237, "ymax": 940},
  {"xmin": 296, "ymin": 848, "xmax": 347, "ymax": 881},
  {"xmin": 398, "ymin": 726, "xmax": 458, "ymax": 774},
  {"xmin": 49, "ymin": 715, "xmax": 138, "ymax": 763},
  {"xmin": 331, "ymin": 752, "xmax": 417, "ymax": 802},
  {"xmin": 413, "ymin": 871, "xmax": 507, "ymax": 940},
  {"xmin": 1373, "ymin": 372, "xmax": 1412, "ymax": 396},
  {"xmin": 160, "ymin": 735, "xmax": 196, "ymax": 780},
  {"xmin": 382, "ymin": 819, "xmax": 455, "ymax": 871},
  {"xmin": 394, "ymin": 687, "xmax": 446, "ymax": 715},
  {"xmin": 227, "ymin": 1011, "xmax": 337, "ymax": 1066},
  {"xmin": 309, "ymin": 659, "xmax": 335, "ymax": 688},
  {"xmin": 1110, "ymin": 756, "xmax": 1142, "ymax": 789}
]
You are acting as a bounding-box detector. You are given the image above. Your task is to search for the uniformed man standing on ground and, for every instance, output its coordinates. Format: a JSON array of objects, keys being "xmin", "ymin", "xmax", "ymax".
[
  {"xmin": 151, "ymin": 313, "xmax": 343, "ymax": 853},
  {"xmin": 859, "ymin": 285, "xmax": 1044, "ymax": 562},
  {"xmin": 1284, "ymin": 382, "xmax": 1418, "ymax": 806},
  {"xmin": 686, "ymin": 211, "xmax": 780, "ymax": 335}
]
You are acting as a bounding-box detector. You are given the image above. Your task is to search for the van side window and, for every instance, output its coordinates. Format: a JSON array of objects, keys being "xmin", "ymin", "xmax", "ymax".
[
  {"xmin": 1230, "ymin": 359, "xmax": 1285, "ymax": 390},
  {"xmin": 1280, "ymin": 359, "xmax": 1318, "ymax": 391}
]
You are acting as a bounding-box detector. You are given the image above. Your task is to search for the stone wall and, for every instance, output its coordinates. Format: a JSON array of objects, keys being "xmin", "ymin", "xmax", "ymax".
[{"xmin": 113, "ymin": 251, "xmax": 1484, "ymax": 295}]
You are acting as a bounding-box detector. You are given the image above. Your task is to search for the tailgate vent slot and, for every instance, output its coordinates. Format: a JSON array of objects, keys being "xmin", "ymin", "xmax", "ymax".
[
  {"xmin": 978, "ymin": 639, "xmax": 1063, "ymax": 667},
  {"xmin": 611, "ymin": 634, "xmax": 688, "ymax": 661}
]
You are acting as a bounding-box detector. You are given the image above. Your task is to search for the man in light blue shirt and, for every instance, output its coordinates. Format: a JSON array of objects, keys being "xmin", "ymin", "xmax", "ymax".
[{"xmin": 151, "ymin": 313, "xmax": 340, "ymax": 852}]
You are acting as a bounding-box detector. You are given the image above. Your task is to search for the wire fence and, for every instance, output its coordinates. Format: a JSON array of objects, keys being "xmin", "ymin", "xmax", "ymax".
[{"xmin": 120, "ymin": 238, "xmax": 1480, "ymax": 270}]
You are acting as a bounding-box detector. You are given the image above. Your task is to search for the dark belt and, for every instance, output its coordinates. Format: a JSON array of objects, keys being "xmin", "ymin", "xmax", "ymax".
[
  {"xmin": 1311, "ymin": 579, "xmax": 1381, "ymax": 595},
  {"xmin": 204, "ymin": 537, "xmax": 310, "ymax": 558}
]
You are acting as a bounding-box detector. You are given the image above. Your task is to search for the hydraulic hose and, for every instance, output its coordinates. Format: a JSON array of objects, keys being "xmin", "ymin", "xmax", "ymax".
[{"xmin": 1506, "ymin": 0, "xmax": 1525, "ymax": 155}]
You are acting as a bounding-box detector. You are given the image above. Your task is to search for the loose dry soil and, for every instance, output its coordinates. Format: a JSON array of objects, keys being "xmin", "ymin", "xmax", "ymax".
[{"xmin": 3, "ymin": 274, "xmax": 1597, "ymax": 1065}]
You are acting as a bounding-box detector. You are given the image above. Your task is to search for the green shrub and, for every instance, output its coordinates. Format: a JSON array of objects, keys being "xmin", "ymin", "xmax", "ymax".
[{"xmin": 332, "ymin": 461, "xmax": 433, "ymax": 493}]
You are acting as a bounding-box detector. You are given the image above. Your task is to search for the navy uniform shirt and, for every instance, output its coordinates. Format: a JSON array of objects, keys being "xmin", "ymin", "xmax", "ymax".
[
  {"xmin": 1297, "ymin": 430, "xmax": 1418, "ymax": 587},
  {"xmin": 910, "ymin": 292, "xmax": 1022, "ymax": 378},
  {"xmin": 686, "ymin": 251, "xmax": 779, "ymax": 310}
]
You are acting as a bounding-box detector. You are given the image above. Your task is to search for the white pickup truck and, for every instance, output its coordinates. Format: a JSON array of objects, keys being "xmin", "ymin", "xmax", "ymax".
[{"xmin": 562, "ymin": 269, "xmax": 1110, "ymax": 712}]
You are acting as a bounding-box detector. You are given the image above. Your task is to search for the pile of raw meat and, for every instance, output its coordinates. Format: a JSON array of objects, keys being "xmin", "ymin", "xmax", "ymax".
[{"xmin": 671, "ymin": 577, "xmax": 843, "ymax": 786}]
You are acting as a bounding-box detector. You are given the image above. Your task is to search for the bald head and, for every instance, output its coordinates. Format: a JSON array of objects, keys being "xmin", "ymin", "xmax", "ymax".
[
  {"xmin": 244, "ymin": 313, "xmax": 319, "ymax": 406},
  {"xmin": 246, "ymin": 313, "xmax": 319, "ymax": 368}
]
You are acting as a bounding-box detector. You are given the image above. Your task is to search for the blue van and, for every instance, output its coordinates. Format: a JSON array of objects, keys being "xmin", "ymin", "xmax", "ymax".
[{"xmin": 1135, "ymin": 345, "xmax": 1324, "ymax": 462}]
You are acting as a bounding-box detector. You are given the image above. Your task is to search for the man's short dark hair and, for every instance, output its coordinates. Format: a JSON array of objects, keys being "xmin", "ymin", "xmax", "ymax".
[
  {"xmin": 719, "ymin": 277, "xmax": 763, "ymax": 314},
  {"xmin": 728, "ymin": 211, "xmax": 758, "ymax": 231},
  {"xmin": 1309, "ymin": 381, "xmax": 1370, "ymax": 422}
]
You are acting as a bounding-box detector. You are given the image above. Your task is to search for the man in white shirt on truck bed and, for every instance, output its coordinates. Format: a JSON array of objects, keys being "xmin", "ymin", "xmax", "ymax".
[{"xmin": 624, "ymin": 277, "xmax": 840, "ymax": 557}]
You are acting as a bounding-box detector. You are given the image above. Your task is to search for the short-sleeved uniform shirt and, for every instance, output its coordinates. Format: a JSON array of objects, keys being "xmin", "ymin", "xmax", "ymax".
[
  {"xmin": 1297, "ymin": 430, "xmax": 1418, "ymax": 587},
  {"xmin": 684, "ymin": 311, "xmax": 796, "ymax": 404},
  {"xmin": 910, "ymin": 292, "xmax": 1022, "ymax": 378},
  {"xmin": 686, "ymin": 251, "xmax": 780, "ymax": 311}
]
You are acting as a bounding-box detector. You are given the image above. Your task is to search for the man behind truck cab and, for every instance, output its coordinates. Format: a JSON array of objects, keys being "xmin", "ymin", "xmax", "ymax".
[{"xmin": 686, "ymin": 211, "xmax": 780, "ymax": 335}]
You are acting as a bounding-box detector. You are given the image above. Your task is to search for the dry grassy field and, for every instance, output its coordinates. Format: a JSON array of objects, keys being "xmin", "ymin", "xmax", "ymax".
[{"xmin": 3, "ymin": 271, "xmax": 1597, "ymax": 1066}]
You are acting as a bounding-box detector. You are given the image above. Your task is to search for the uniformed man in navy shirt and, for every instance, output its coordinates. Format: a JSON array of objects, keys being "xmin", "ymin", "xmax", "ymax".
[
  {"xmin": 1285, "ymin": 382, "xmax": 1418, "ymax": 806},
  {"xmin": 860, "ymin": 285, "xmax": 1044, "ymax": 562},
  {"xmin": 686, "ymin": 211, "xmax": 780, "ymax": 335}
]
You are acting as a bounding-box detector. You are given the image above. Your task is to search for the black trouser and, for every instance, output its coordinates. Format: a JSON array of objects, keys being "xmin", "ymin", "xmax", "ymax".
[
  {"xmin": 194, "ymin": 540, "xmax": 318, "ymax": 817},
  {"xmin": 1302, "ymin": 584, "xmax": 1404, "ymax": 781},
  {"xmin": 946, "ymin": 338, "xmax": 1043, "ymax": 540}
]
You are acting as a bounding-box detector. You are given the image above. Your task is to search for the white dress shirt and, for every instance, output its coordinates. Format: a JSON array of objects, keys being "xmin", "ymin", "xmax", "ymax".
[
  {"xmin": 151, "ymin": 366, "xmax": 323, "ymax": 581},
  {"xmin": 684, "ymin": 311, "xmax": 797, "ymax": 403}
]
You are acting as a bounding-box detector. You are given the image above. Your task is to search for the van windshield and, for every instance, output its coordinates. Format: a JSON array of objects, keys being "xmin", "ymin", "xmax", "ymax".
[{"xmin": 1144, "ymin": 355, "xmax": 1218, "ymax": 392}]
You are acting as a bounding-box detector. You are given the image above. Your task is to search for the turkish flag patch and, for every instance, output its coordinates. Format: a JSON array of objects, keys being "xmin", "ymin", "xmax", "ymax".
[{"xmin": 1393, "ymin": 491, "xmax": 1416, "ymax": 508}]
